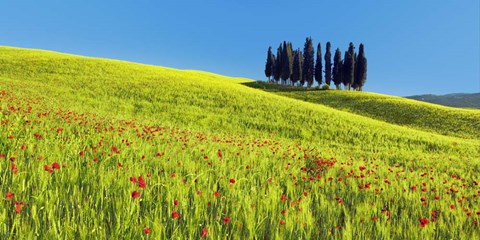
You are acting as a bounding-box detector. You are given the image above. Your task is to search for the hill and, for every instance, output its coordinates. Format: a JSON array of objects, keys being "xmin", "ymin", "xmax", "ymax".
[
  {"xmin": 1, "ymin": 46, "xmax": 479, "ymax": 239},
  {"xmin": 406, "ymin": 93, "xmax": 480, "ymax": 109},
  {"xmin": 243, "ymin": 82, "xmax": 480, "ymax": 140}
]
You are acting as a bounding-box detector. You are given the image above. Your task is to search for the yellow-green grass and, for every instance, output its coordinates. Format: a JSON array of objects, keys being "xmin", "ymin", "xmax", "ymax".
[
  {"xmin": 245, "ymin": 81, "xmax": 480, "ymax": 140},
  {"xmin": 0, "ymin": 46, "xmax": 479, "ymax": 239}
]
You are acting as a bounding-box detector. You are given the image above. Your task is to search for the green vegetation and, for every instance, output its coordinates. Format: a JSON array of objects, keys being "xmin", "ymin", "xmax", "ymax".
[
  {"xmin": 406, "ymin": 93, "xmax": 480, "ymax": 109},
  {"xmin": 1, "ymin": 46, "xmax": 479, "ymax": 239}
]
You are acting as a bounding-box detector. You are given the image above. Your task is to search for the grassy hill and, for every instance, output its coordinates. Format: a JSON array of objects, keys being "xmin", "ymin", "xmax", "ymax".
[
  {"xmin": 406, "ymin": 93, "xmax": 480, "ymax": 109},
  {"xmin": 1, "ymin": 46, "xmax": 479, "ymax": 239},
  {"xmin": 245, "ymin": 81, "xmax": 480, "ymax": 140}
]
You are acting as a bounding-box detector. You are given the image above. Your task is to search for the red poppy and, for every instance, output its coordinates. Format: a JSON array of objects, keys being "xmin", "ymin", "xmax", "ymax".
[
  {"xmin": 111, "ymin": 146, "xmax": 120, "ymax": 154},
  {"xmin": 200, "ymin": 227, "xmax": 208, "ymax": 237},
  {"xmin": 132, "ymin": 191, "xmax": 140, "ymax": 199},
  {"xmin": 15, "ymin": 201, "xmax": 25, "ymax": 214},
  {"xmin": 477, "ymin": 211, "xmax": 480, "ymax": 216},
  {"xmin": 143, "ymin": 227, "xmax": 151, "ymax": 234},
  {"xmin": 371, "ymin": 216, "xmax": 378, "ymax": 221},
  {"xmin": 44, "ymin": 165, "xmax": 53, "ymax": 173},
  {"xmin": 10, "ymin": 164, "xmax": 17, "ymax": 174},
  {"xmin": 217, "ymin": 150, "xmax": 222, "ymax": 158},
  {"xmin": 280, "ymin": 194, "xmax": 288, "ymax": 201},
  {"xmin": 419, "ymin": 217, "xmax": 429, "ymax": 228},
  {"xmin": 52, "ymin": 162, "xmax": 61, "ymax": 170},
  {"xmin": 213, "ymin": 191, "xmax": 220, "ymax": 197},
  {"xmin": 171, "ymin": 210, "xmax": 181, "ymax": 219},
  {"xmin": 174, "ymin": 199, "xmax": 179, "ymax": 206},
  {"xmin": 223, "ymin": 217, "xmax": 231, "ymax": 224},
  {"xmin": 279, "ymin": 219, "xmax": 286, "ymax": 225},
  {"xmin": 450, "ymin": 204, "xmax": 455, "ymax": 210},
  {"xmin": 138, "ymin": 176, "xmax": 147, "ymax": 189},
  {"xmin": 6, "ymin": 192, "xmax": 14, "ymax": 201},
  {"xmin": 229, "ymin": 178, "xmax": 236, "ymax": 184},
  {"xmin": 79, "ymin": 151, "xmax": 85, "ymax": 157},
  {"xmin": 130, "ymin": 177, "xmax": 137, "ymax": 183}
]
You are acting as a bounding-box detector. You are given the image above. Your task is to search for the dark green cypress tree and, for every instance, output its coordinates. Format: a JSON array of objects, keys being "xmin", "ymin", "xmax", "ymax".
[
  {"xmin": 343, "ymin": 50, "xmax": 354, "ymax": 90},
  {"xmin": 274, "ymin": 44, "xmax": 282, "ymax": 83},
  {"xmin": 271, "ymin": 55, "xmax": 276, "ymax": 83},
  {"xmin": 354, "ymin": 43, "xmax": 367, "ymax": 91},
  {"xmin": 314, "ymin": 43, "xmax": 323, "ymax": 86},
  {"xmin": 324, "ymin": 42, "xmax": 332, "ymax": 86},
  {"xmin": 299, "ymin": 50, "xmax": 304, "ymax": 87},
  {"xmin": 264, "ymin": 46, "xmax": 274, "ymax": 81},
  {"xmin": 332, "ymin": 48, "xmax": 343, "ymax": 90},
  {"xmin": 291, "ymin": 49, "xmax": 302, "ymax": 86},
  {"xmin": 281, "ymin": 41, "xmax": 293, "ymax": 84},
  {"xmin": 347, "ymin": 42, "xmax": 355, "ymax": 90},
  {"xmin": 303, "ymin": 37, "xmax": 315, "ymax": 88}
]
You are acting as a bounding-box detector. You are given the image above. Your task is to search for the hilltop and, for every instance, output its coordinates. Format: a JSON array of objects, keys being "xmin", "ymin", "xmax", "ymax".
[{"xmin": 406, "ymin": 93, "xmax": 480, "ymax": 109}]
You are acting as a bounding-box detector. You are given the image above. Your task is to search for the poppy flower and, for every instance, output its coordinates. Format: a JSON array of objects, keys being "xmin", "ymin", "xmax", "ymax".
[
  {"xmin": 143, "ymin": 227, "xmax": 151, "ymax": 234},
  {"xmin": 371, "ymin": 216, "xmax": 378, "ymax": 221},
  {"xmin": 130, "ymin": 177, "xmax": 137, "ymax": 183},
  {"xmin": 6, "ymin": 192, "xmax": 14, "ymax": 201},
  {"xmin": 450, "ymin": 204, "xmax": 455, "ymax": 210},
  {"xmin": 171, "ymin": 210, "xmax": 181, "ymax": 219},
  {"xmin": 174, "ymin": 199, "xmax": 179, "ymax": 206},
  {"xmin": 200, "ymin": 227, "xmax": 208, "ymax": 237},
  {"xmin": 229, "ymin": 178, "xmax": 235, "ymax": 184},
  {"xmin": 419, "ymin": 218, "xmax": 429, "ymax": 227},
  {"xmin": 279, "ymin": 219, "xmax": 286, "ymax": 225},
  {"xmin": 213, "ymin": 191, "xmax": 220, "ymax": 197},
  {"xmin": 477, "ymin": 211, "xmax": 480, "ymax": 216},
  {"xmin": 223, "ymin": 217, "xmax": 231, "ymax": 224},
  {"xmin": 280, "ymin": 194, "xmax": 288, "ymax": 201},
  {"xmin": 132, "ymin": 191, "xmax": 140, "ymax": 199},
  {"xmin": 15, "ymin": 201, "xmax": 25, "ymax": 214},
  {"xmin": 44, "ymin": 165, "xmax": 53, "ymax": 173},
  {"xmin": 217, "ymin": 150, "xmax": 222, "ymax": 158},
  {"xmin": 138, "ymin": 176, "xmax": 147, "ymax": 189},
  {"xmin": 52, "ymin": 162, "xmax": 61, "ymax": 170}
]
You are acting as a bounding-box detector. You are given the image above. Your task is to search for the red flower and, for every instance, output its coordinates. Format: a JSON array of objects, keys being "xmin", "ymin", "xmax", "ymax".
[
  {"xmin": 15, "ymin": 201, "xmax": 25, "ymax": 214},
  {"xmin": 279, "ymin": 219, "xmax": 286, "ymax": 225},
  {"xmin": 450, "ymin": 204, "xmax": 455, "ymax": 210},
  {"xmin": 174, "ymin": 199, "xmax": 179, "ymax": 206},
  {"xmin": 111, "ymin": 146, "xmax": 120, "ymax": 154},
  {"xmin": 419, "ymin": 217, "xmax": 429, "ymax": 228},
  {"xmin": 213, "ymin": 191, "xmax": 220, "ymax": 197},
  {"xmin": 52, "ymin": 162, "xmax": 61, "ymax": 170},
  {"xmin": 143, "ymin": 227, "xmax": 151, "ymax": 234},
  {"xmin": 434, "ymin": 196, "xmax": 440, "ymax": 200},
  {"xmin": 411, "ymin": 186, "xmax": 417, "ymax": 191},
  {"xmin": 280, "ymin": 194, "xmax": 288, "ymax": 201},
  {"xmin": 79, "ymin": 151, "xmax": 85, "ymax": 157},
  {"xmin": 229, "ymin": 178, "xmax": 236, "ymax": 184},
  {"xmin": 44, "ymin": 165, "xmax": 53, "ymax": 173},
  {"xmin": 132, "ymin": 191, "xmax": 140, "ymax": 199},
  {"xmin": 10, "ymin": 164, "xmax": 18, "ymax": 174},
  {"xmin": 6, "ymin": 192, "xmax": 14, "ymax": 201},
  {"xmin": 371, "ymin": 216, "xmax": 378, "ymax": 221},
  {"xmin": 130, "ymin": 176, "xmax": 137, "ymax": 183},
  {"xmin": 171, "ymin": 210, "xmax": 181, "ymax": 219},
  {"xmin": 200, "ymin": 227, "xmax": 208, "ymax": 237},
  {"xmin": 303, "ymin": 191, "xmax": 308, "ymax": 197},
  {"xmin": 223, "ymin": 217, "xmax": 231, "ymax": 224},
  {"xmin": 217, "ymin": 150, "xmax": 222, "ymax": 158},
  {"xmin": 138, "ymin": 176, "xmax": 147, "ymax": 189},
  {"xmin": 476, "ymin": 211, "xmax": 480, "ymax": 216}
]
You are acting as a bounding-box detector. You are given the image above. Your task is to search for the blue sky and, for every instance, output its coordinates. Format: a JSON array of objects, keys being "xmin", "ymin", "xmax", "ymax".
[{"xmin": 1, "ymin": 0, "xmax": 479, "ymax": 96}]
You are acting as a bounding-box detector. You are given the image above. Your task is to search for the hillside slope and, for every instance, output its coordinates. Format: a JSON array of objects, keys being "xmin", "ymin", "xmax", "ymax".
[{"xmin": 244, "ymin": 82, "xmax": 480, "ymax": 140}]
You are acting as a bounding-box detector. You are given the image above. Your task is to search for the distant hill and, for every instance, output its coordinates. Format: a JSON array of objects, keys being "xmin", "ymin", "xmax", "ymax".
[{"xmin": 406, "ymin": 93, "xmax": 480, "ymax": 109}]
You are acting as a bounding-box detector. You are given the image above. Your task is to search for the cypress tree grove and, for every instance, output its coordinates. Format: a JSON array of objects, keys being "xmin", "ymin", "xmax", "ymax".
[
  {"xmin": 354, "ymin": 43, "xmax": 367, "ymax": 91},
  {"xmin": 314, "ymin": 43, "xmax": 323, "ymax": 86},
  {"xmin": 332, "ymin": 48, "xmax": 343, "ymax": 90},
  {"xmin": 274, "ymin": 44, "xmax": 283, "ymax": 83},
  {"xmin": 343, "ymin": 50, "xmax": 354, "ymax": 90},
  {"xmin": 264, "ymin": 46, "xmax": 274, "ymax": 81},
  {"xmin": 302, "ymin": 37, "xmax": 315, "ymax": 88},
  {"xmin": 281, "ymin": 41, "xmax": 293, "ymax": 84},
  {"xmin": 324, "ymin": 42, "xmax": 332, "ymax": 86},
  {"xmin": 299, "ymin": 50, "xmax": 304, "ymax": 86}
]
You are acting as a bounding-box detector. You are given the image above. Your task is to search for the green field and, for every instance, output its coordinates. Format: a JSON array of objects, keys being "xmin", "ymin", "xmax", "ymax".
[{"xmin": 1, "ymin": 46, "xmax": 479, "ymax": 239}]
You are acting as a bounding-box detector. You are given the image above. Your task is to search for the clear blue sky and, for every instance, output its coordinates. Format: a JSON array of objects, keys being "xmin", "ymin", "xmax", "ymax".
[{"xmin": 1, "ymin": 0, "xmax": 479, "ymax": 96}]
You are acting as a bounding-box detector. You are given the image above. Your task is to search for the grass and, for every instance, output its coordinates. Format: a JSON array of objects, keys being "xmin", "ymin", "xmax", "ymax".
[{"xmin": 0, "ymin": 46, "xmax": 479, "ymax": 239}]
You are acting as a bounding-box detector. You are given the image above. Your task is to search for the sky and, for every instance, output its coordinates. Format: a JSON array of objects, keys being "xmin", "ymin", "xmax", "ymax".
[{"xmin": 0, "ymin": 0, "xmax": 479, "ymax": 96}]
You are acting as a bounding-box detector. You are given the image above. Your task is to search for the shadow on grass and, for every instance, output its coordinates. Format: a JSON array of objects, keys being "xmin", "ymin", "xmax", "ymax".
[{"xmin": 241, "ymin": 81, "xmax": 323, "ymax": 92}]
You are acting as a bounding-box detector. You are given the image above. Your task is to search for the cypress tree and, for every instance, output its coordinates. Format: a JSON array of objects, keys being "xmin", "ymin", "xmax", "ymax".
[
  {"xmin": 324, "ymin": 42, "xmax": 332, "ymax": 86},
  {"xmin": 291, "ymin": 49, "xmax": 302, "ymax": 86},
  {"xmin": 347, "ymin": 42, "xmax": 355, "ymax": 90},
  {"xmin": 354, "ymin": 43, "xmax": 367, "ymax": 91},
  {"xmin": 281, "ymin": 41, "xmax": 293, "ymax": 84},
  {"xmin": 273, "ymin": 44, "xmax": 282, "ymax": 83},
  {"xmin": 264, "ymin": 46, "xmax": 274, "ymax": 81},
  {"xmin": 299, "ymin": 50, "xmax": 304, "ymax": 87},
  {"xmin": 303, "ymin": 37, "xmax": 315, "ymax": 88},
  {"xmin": 343, "ymin": 50, "xmax": 354, "ymax": 90},
  {"xmin": 332, "ymin": 48, "xmax": 343, "ymax": 90},
  {"xmin": 314, "ymin": 43, "xmax": 323, "ymax": 86}
]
